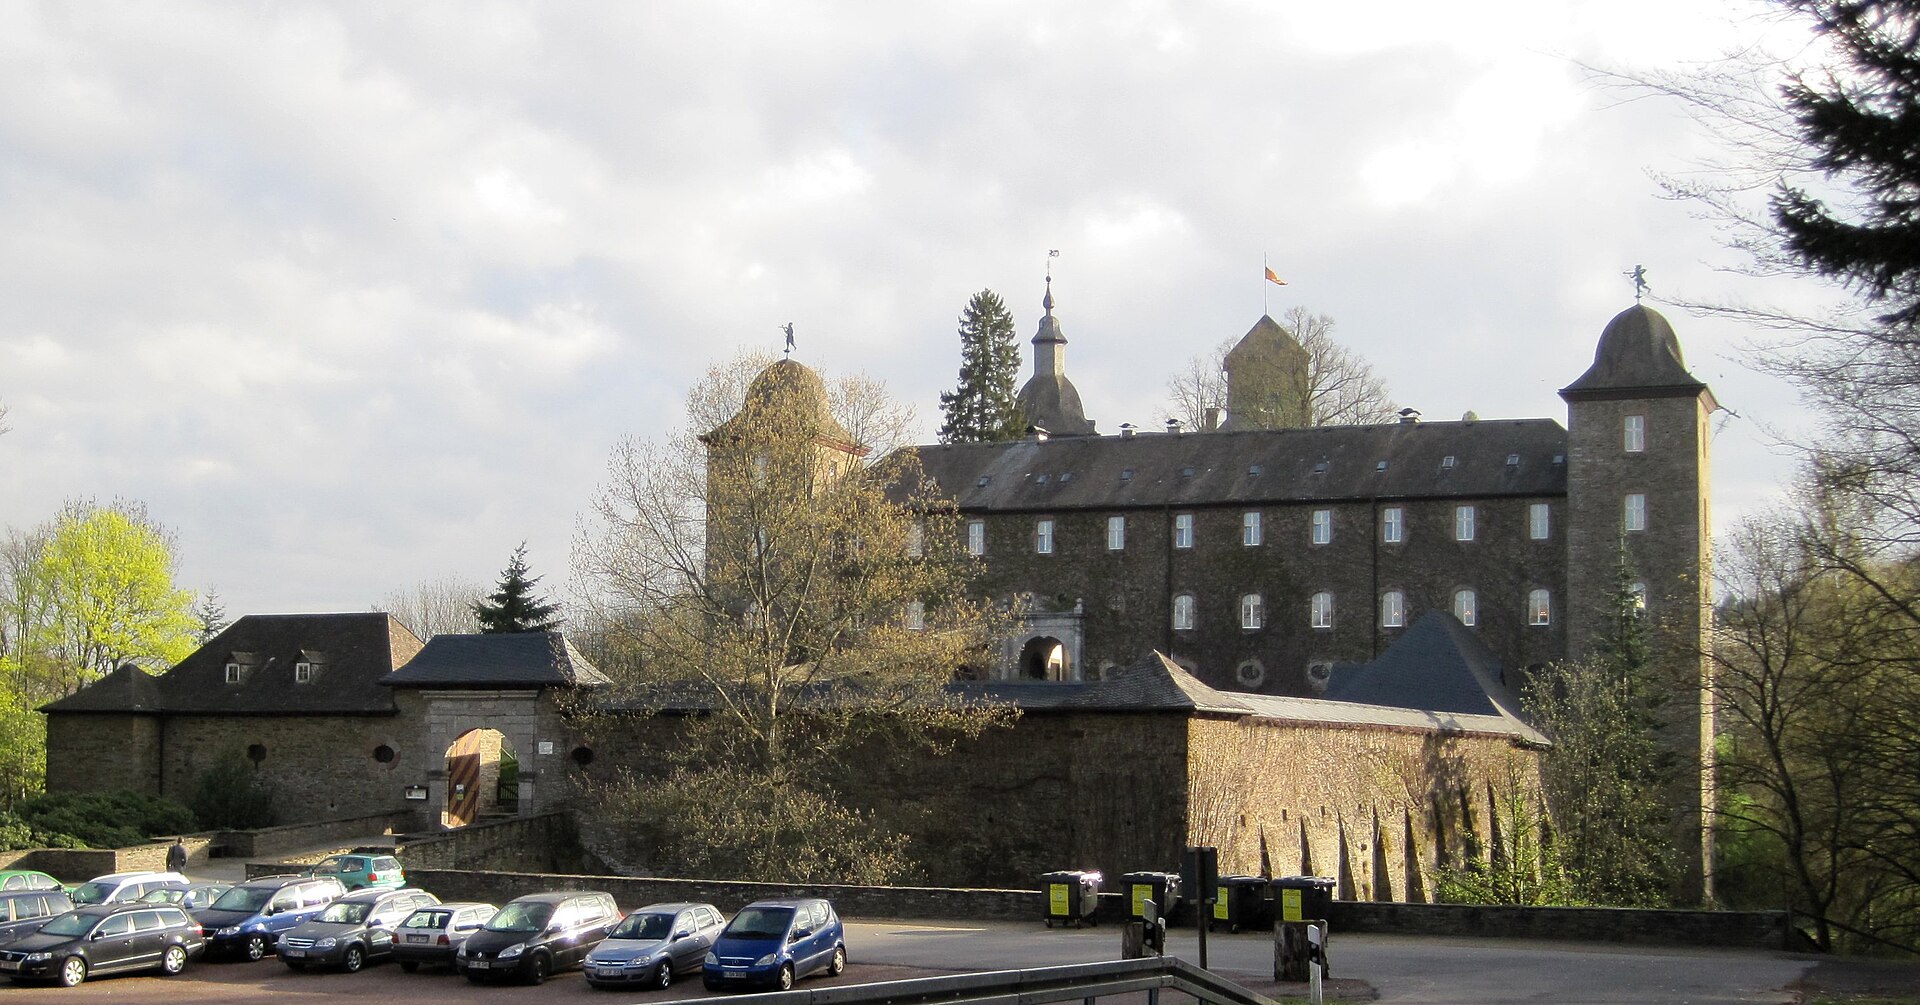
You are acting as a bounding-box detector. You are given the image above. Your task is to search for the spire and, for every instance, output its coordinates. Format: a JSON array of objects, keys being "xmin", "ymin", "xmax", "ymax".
[{"xmin": 1014, "ymin": 264, "xmax": 1096, "ymax": 436}]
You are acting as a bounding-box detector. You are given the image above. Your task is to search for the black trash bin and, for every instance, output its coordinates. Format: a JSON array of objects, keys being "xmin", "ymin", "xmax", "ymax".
[
  {"xmin": 1040, "ymin": 870, "xmax": 1101, "ymax": 928},
  {"xmin": 1120, "ymin": 871, "xmax": 1182, "ymax": 924},
  {"xmin": 1270, "ymin": 875, "xmax": 1336, "ymax": 923},
  {"xmin": 1210, "ymin": 875, "xmax": 1270, "ymax": 932}
]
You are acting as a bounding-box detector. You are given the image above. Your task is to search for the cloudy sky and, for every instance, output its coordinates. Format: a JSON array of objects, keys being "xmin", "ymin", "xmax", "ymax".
[{"xmin": 0, "ymin": 1, "xmax": 1831, "ymax": 620}]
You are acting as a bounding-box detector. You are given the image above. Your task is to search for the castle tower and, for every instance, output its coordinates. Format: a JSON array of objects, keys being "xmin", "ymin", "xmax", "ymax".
[
  {"xmin": 1014, "ymin": 276, "xmax": 1096, "ymax": 436},
  {"xmin": 1221, "ymin": 314, "xmax": 1312, "ymax": 430},
  {"xmin": 1559, "ymin": 303, "xmax": 1718, "ymax": 904}
]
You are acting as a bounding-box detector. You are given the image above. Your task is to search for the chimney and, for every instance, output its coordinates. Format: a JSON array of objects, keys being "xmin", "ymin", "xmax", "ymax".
[
  {"xmin": 1119, "ymin": 423, "xmax": 1137, "ymax": 439},
  {"xmin": 1203, "ymin": 406, "xmax": 1222, "ymax": 431},
  {"xmin": 1166, "ymin": 418, "xmax": 1184, "ymax": 435},
  {"xmin": 1397, "ymin": 407, "xmax": 1421, "ymax": 424}
]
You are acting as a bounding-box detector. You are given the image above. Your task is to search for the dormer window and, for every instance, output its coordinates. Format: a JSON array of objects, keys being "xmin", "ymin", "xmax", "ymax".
[
  {"xmin": 294, "ymin": 662, "xmax": 314, "ymax": 684},
  {"xmin": 1312, "ymin": 460, "xmax": 1329, "ymax": 475},
  {"xmin": 1375, "ymin": 460, "xmax": 1388, "ymax": 473},
  {"xmin": 976, "ymin": 475, "xmax": 990, "ymax": 487},
  {"xmin": 1506, "ymin": 453, "xmax": 1521, "ymax": 467},
  {"xmin": 225, "ymin": 663, "xmax": 243, "ymax": 684},
  {"xmin": 1247, "ymin": 464, "xmax": 1262, "ymax": 477},
  {"xmin": 1441, "ymin": 455, "xmax": 1456, "ymax": 470},
  {"xmin": 1120, "ymin": 468, "xmax": 1135, "ymax": 481}
]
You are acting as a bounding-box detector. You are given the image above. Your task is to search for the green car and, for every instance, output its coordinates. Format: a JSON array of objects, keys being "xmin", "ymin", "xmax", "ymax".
[
  {"xmin": 0, "ymin": 870, "xmax": 62, "ymax": 893},
  {"xmin": 304, "ymin": 854, "xmax": 404, "ymax": 891}
]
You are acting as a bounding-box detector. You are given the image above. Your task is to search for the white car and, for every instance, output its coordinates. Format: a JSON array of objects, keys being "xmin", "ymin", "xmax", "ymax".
[{"xmin": 67, "ymin": 872, "xmax": 188, "ymax": 907}]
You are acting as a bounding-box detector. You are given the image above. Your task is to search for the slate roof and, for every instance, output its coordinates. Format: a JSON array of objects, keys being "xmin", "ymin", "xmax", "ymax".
[
  {"xmin": 949, "ymin": 652, "xmax": 1255, "ymax": 714},
  {"xmin": 40, "ymin": 613, "xmax": 423, "ymax": 716},
  {"xmin": 901, "ymin": 418, "xmax": 1567, "ymax": 512},
  {"xmin": 1016, "ymin": 373, "xmax": 1097, "ymax": 436},
  {"xmin": 380, "ymin": 632, "xmax": 610, "ymax": 689},
  {"xmin": 1320, "ymin": 611, "xmax": 1545, "ymax": 743},
  {"xmin": 1560, "ymin": 304, "xmax": 1707, "ymax": 400}
]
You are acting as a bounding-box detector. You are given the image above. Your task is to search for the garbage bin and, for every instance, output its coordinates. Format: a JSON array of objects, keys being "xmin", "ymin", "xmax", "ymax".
[
  {"xmin": 1120, "ymin": 871, "xmax": 1182, "ymax": 924},
  {"xmin": 1040, "ymin": 870, "xmax": 1101, "ymax": 928},
  {"xmin": 1210, "ymin": 875, "xmax": 1270, "ymax": 932},
  {"xmin": 1270, "ymin": 875, "xmax": 1336, "ymax": 923}
]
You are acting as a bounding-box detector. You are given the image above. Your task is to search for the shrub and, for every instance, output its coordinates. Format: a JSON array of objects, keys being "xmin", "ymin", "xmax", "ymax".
[
  {"xmin": 187, "ymin": 755, "xmax": 276, "ymax": 830},
  {"xmin": 13, "ymin": 790, "xmax": 196, "ymax": 849}
]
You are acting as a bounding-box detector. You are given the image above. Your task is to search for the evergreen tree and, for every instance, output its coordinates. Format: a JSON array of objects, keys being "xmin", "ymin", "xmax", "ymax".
[
  {"xmin": 194, "ymin": 590, "xmax": 229, "ymax": 643},
  {"xmin": 937, "ymin": 290, "xmax": 1024, "ymax": 443},
  {"xmin": 472, "ymin": 543, "xmax": 561, "ymax": 633}
]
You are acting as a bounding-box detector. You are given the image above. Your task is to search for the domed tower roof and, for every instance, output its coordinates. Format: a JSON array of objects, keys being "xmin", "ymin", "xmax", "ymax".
[
  {"xmin": 1560, "ymin": 304, "xmax": 1707, "ymax": 400},
  {"xmin": 1015, "ymin": 277, "xmax": 1097, "ymax": 436},
  {"xmin": 708, "ymin": 357, "xmax": 862, "ymax": 452}
]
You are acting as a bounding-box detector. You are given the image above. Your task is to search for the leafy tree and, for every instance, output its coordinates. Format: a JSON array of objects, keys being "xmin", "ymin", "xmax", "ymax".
[
  {"xmin": 1162, "ymin": 306, "xmax": 1396, "ymax": 429},
  {"xmin": 937, "ymin": 290, "xmax": 1025, "ymax": 443},
  {"xmin": 472, "ymin": 543, "xmax": 562, "ymax": 634},
  {"xmin": 376, "ymin": 573, "xmax": 484, "ymax": 638},
  {"xmin": 573, "ymin": 351, "xmax": 1013, "ymax": 883}
]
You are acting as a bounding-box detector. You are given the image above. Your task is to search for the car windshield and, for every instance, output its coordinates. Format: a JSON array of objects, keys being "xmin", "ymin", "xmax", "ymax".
[
  {"xmin": 318, "ymin": 902, "xmax": 369, "ymax": 924},
  {"xmin": 723, "ymin": 907, "xmax": 793, "ymax": 940},
  {"xmin": 38, "ymin": 913, "xmax": 95, "ymax": 937},
  {"xmin": 138, "ymin": 889, "xmax": 183, "ymax": 904},
  {"xmin": 610, "ymin": 913, "xmax": 673, "ymax": 941},
  {"xmin": 67, "ymin": 882, "xmax": 114, "ymax": 905},
  {"xmin": 403, "ymin": 910, "xmax": 450, "ymax": 930},
  {"xmin": 485, "ymin": 902, "xmax": 553, "ymax": 933},
  {"xmin": 211, "ymin": 887, "xmax": 275, "ymax": 912},
  {"xmin": 311, "ymin": 857, "xmax": 354, "ymax": 875}
]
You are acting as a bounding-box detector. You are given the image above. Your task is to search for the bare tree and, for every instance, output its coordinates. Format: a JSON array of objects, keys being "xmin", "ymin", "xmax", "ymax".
[
  {"xmin": 374, "ymin": 574, "xmax": 485, "ymax": 639},
  {"xmin": 1162, "ymin": 307, "xmax": 1395, "ymax": 428}
]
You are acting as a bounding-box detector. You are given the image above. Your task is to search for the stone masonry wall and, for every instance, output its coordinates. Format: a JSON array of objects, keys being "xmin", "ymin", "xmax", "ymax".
[
  {"xmin": 44, "ymin": 713, "xmax": 159, "ymax": 795},
  {"xmin": 158, "ymin": 714, "xmax": 411, "ymax": 823}
]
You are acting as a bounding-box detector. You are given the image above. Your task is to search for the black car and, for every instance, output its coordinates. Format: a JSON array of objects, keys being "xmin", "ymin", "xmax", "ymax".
[
  {"xmin": 0, "ymin": 903, "xmax": 205, "ymax": 987},
  {"xmin": 456, "ymin": 891, "xmax": 619, "ymax": 985},
  {"xmin": 279, "ymin": 887, "xmax": 439, "ymax": 972},
  {"xmin": 0, "ymin": 889, "xmax": 73, "ymax": 947}
]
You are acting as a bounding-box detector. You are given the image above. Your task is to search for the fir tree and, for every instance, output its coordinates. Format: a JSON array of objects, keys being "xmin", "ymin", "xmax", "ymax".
[
  {"xmin": 472, "ymin": 543, "xmax": 561, "ymax": 633},
  {"xmin": 937, "ymin": 290, "xmax": 1024, "ymax": 443},
  {"xmin": 194, "ymin": 590, "xmax": 230, "ymax": 643}
]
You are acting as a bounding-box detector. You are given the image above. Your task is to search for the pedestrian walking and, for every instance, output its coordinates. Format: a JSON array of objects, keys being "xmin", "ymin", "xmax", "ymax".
[{"xmin": 165, "ymin": 836, "xmax": 187, "ymax": 872}]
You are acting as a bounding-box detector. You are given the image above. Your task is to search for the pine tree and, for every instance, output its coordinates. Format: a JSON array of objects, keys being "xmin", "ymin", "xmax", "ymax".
[
  {"xmin": 472, "ymin": 543, "xmax": 561, "ymax": 633},
  {"xmin": 194, "ymin": 590, "xmax": 230, "ymax": 643},
  {"xmin": 1772, "ymin": 0, "xmax": 1920, "ymax": 331},
  {"xmin": 937, "ymin": 290, "xmax": 1024, "ymax": 443}
]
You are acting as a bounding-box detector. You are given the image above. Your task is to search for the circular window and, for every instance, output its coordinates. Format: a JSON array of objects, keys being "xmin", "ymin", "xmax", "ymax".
[
  {"xmin": 1235, "ymin": 660, "xmax": 1266, "ymax": 688},
  {"xmin": 1305, "ymin": 661, "xmax": 1334, "ymax": 693},
  {"xmin": 372, "ymin": 744, "xmax": 396, "ymax": 764},
  {"xmin": 569, "ymin": 746, "xmax": 595, "ymax": 767},
  {"xmin": 246, "ymin": 743, "xmax": 267, "ymax": 765}
]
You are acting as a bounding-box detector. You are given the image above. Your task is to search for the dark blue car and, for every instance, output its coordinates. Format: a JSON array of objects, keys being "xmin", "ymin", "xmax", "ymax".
[
  {"xmin": 702, "ymin": 898, "xmax": 845, "ymax": 992},
  {"xmin": 191, "ymin": 876, "xmax": 345, "ymax": 960}
]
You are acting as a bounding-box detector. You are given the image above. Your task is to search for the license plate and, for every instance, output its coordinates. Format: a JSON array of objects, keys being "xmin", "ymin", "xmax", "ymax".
[
  {"xmin": 724, "ymin": 972, "xmax": 744, "ymax": 979},
  {"xmin": 468, "ymin": 960, "xmax": 491, "ymax": 969},
  {"xmin": 406, "ymin": 935, "xmax": 428, "ymax": 943},
  {"xmin": 0, "ymin": 961, "xmax": 18, "ymax": 972},
  {"xmin": 283, "ymin": 949, "xmax": 305, "ymax": 958}
]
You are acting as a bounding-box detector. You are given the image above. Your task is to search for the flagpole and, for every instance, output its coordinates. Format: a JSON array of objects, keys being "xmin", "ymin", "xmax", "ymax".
[{"xmin": 1263, "ymin": 254, "xmax": 1269, "ymax": 316}]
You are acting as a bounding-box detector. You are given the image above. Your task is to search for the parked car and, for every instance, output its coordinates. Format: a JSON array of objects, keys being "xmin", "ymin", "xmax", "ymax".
[
  {"xmin": 0, "ymin": 903, "xmax": 205, "ymax": 987},
  {"xmin": 0, "ymin": 870, "xmax": 61, "ymax": 893},
  {"xmin": 67, "ymin": 872, "xmax": 188, "ymax": 907},
  {"xmin": 138, "ymin": 882, "xmax": 230, "ymax": 912},
  {"xmin": 304, "ymin": 853, "xmax": 406, "ymax": 891},
  {"xmin": 279, "ymin": 887, "xmax": 439, "ymax": 973},
  {"xmin": 703, "ymin": 898, "xmax": 845, "ymax": 992},
  {"xmin": 391, "ymin": 901, "xmax": 495, "ymax": 972},
  {"xmin": 456, "ymin": 890, "xmax": 619, "ymax": 985},
  {"xmin": 0, "ymin": 889, "xmax": 74, "ymax": 946},
  {"xmin": 192, "ymin": 875, "xmax": 346, "ymax": 960},
  {"xmin": 585, "ymin": 902, "xmax": 726, "ymax": 990}
]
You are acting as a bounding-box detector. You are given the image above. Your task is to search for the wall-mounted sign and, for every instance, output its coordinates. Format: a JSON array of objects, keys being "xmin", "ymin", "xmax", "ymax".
[
  {"xmin": 403, "ymin": 785, "xmax": 429, "ymax": 801},
  {"xmin": 538, "ymin": 741, "xmax": 554, "ymax": 755}
]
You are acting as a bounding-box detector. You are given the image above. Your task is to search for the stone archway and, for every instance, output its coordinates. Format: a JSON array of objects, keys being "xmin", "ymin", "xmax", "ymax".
[
  {"xmin": 1018, "ymin": 636, "xmax": 1070, "ymax": 680},
  {"xmin": 415, "ymin": 690, "xmax": 543, "ymax": 831},
  {"xmin": 442, "ymin": 728, "xmax": 518, "ymax": 829}
]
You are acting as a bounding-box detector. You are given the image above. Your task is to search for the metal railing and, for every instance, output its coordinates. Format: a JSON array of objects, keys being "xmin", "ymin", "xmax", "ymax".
[{"xmin": 653, "ymin": 958, "xmax": 1278, "ymax": 1005}]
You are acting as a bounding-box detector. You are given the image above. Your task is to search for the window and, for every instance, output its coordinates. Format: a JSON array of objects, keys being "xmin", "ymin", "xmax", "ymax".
[
  {"xmin": 1381, "ymin": 590, "xmax": 1405, "ymax": 629},
  {"xmin": 1107, "ymin": 515, "xmax": 1126, "ymax": 551},
  {"xmin": 1311, "ymin": 509, "xmax": 1332, "ymax": 545},
  {"xmin": 225, "ymin": 663, "xmax": 242, "ymax": 684},
  {"xmin": 1528, "ymin": 589, "xmax": 1551, "ymax": 626},
  {"xmin": 1629, "ymin": 580, "xmax": 1649, "ymax": 615},
  {"xmin": 1625, "ymin": 493, "xmax": 1647, "ymax": 532},
  {"xmin": 1172, "ymin": 594, "xmax": 1196, "ymax": 630},
  {"xmin": 1625, "ymin": 414, "xmax": 1646, "ymax": 452},
  {"xmin": 1529, "ymin": 503, "xmax": 1550, "ymax": 540},
  {"xmin": 906, "ymin": 521, "xmax": 924, "ymax": 557},
  {"xmin": 1034, "ymin": 518, "xmax": 1054, "ymax": 554},
  {"xmin": 904, "ymin": 601, "xmax": 925, "ymax": 631},
  {"xmin": 1453, "ymin": 589, "xmax": 1477, "ymax": 627},
  {"xmin": 1382, "ymin": 506, "xmax": 1405, "ymax": 543},
  {"xmin": 1174, "ymin": 513, "xmax": 1195, "ymax": 549},
  {"xmin": 294, "ymin": 661, "xmax": 313, "ymax": 684},
  {"xmin": 1310, "ymin": 591, "xmax": 1334, "ymax": 629},
  {"xmin": 1240, "ymin": 594, "xmax": 1265, "ymax": 630},
  {"xmin": 1242, "ymin": 511, "xmax": 1263, "ymax": 546},
  {"xmin": 1455, "ymin": 505, "xmax": 1476, "ymax": 541},
  {"xmin": 1236, "ymin": 660, "xmax": 1266, "ymax": 687},
  {"xmin": 967, "ymin": 519, "xmax": 985, "ymax": 556}
]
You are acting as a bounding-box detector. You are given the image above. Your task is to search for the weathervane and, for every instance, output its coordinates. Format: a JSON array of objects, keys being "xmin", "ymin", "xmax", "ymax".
[
  {"xmin": 1625, "ymin": 265, "xmax": 1650, "ymax": 302},
  {"xmin": 781, "ymin": 322, "xmax": 795, "ymax": 357}
]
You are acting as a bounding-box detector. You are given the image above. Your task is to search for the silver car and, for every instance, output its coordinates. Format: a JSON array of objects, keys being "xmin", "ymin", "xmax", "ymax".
[
  {"xmin": 584, "ymin": 902, "xmax": 725, "ymax": 990},
  {"xmin": 391, "ymin": 902, "xmax": 495, "ymax": 972}
]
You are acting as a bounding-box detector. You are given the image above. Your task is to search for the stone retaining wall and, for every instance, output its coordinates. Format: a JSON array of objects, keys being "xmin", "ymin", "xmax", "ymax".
[
  {"xmin": 1329, "ymin": 901, "xmax": 1786, "ymax": 949},
  {"xmin": 218, "ymin": 811, "xmax": 407, "ymax": 858}
]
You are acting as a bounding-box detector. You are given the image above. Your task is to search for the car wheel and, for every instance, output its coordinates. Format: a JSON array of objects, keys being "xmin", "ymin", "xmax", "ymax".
[
  {"xmin": 57, "ymin": 956, "xmax": 87, "ymax": 988},
  {"xmin": 653, "ymin": 959, "xmax": 674, "ymax": 989},
  {"xmin": 343, "ymin": 944, "xmax": 365, "ymax": 973},
  {"xmin": 828, "ymin": 945, "xmax": 846, "ymax": 977},
  {"xmin": 399, "ymin": 960, "xmax": 419, "ymax": 973},
  {"xmin": 525, "ymin": 953, "xmax": 550, "ymax": 985},
  {"xmin": 162, "ymin": 944, "xmax": 189, "ymax": 976},
  {"xmin": 244, "ymin": 934, "xmax": 268, "ymax": 961},
  {"xmin": 777, "ymin": 962, "xmax": 794, "ymax": 991}
]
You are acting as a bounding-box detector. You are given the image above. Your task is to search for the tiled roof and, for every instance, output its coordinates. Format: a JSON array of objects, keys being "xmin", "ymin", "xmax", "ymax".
[
  {"xmin": 380, "ymin": 632, "xmax": 610, "ymax": 689},
  {"xmin": 899, "ymin": 418, "xmax": 1567, "ymax": 512},
  {"xmin": 40, "ymin": 613, "xmax": 423, "ymax": 716}
]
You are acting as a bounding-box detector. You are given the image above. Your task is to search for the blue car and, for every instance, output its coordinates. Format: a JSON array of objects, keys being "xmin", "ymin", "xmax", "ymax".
[
  {"xmin": 702, "ymin": 898, "xmax": 845, "ymax": 992},
  {"xmin": 190, "ymin": 875, "xmax": 346, "ymax": 960}
]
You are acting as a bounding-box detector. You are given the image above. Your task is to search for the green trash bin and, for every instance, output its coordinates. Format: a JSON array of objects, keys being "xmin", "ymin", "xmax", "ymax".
[
  {"xmin": 1120, "ymin": 871, "xmax": 1182, "ymax": 924},
  {"xmin": 1270, "ymin": 875, "xmax": 1335, "ymax": 923},
  {"xmin": 1210, "ymin": 875, "xmax": 1270, "ymax": 932},
  {"xmin": 1040, "ymin": 870, "xmax": 1100, "ymax": 928}
]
